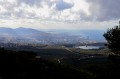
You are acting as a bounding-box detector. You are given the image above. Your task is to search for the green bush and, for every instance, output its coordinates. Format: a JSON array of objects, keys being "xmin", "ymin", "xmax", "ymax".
[{"xmin": 103, "ymin": 22, "xmax": 120, "ymax": 54}]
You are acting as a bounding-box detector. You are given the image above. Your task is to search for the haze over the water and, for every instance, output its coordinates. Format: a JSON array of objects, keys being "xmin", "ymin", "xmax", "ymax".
[{"xmin": 0, "ymin": 0, "xmax": 119, "ymax": 30}]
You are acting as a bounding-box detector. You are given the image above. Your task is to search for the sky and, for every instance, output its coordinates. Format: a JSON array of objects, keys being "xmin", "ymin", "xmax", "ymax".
[{"xmin": 0, "ymin": 0, "xmax": 120, "ymax": 30}]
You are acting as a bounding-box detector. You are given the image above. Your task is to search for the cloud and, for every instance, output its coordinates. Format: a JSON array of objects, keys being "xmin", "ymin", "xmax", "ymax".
[
  {"xmin": 0, "ymin": 0, "xmax": 90, "ymax": 22},
  {"xmin": 17, "ymin": 0, "xmax": 42, "ymax": 6},
  {"xmin": 86, "ymin": 0, "xmax": 120, "ymax": 21},
  {"xmin": 0, "ymin": 0, "xmax": 120, "ymax": 22},
  {"xmin": 0, "ymin": 0, "xmax": 120, "ymax": 30}
]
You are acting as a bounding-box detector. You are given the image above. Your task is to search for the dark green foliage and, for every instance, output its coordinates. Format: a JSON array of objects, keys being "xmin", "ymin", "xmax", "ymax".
[
  {"xmin": 1, "ymin": 47, "xmax": 120, "ymax": 79},
  {"xmin": 0, "ymin": 47, "xmax": 92, "ymax": 79},
  {"xmin": 103, "ymin": 24, "xmax": 120, "ymax": 54},
  {"xmin": 83, "ymin": 55, "xmax": 120, "ymax": 79}
]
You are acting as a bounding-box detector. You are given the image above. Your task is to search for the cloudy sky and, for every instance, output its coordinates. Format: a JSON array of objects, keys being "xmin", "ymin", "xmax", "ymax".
[{"xmin": 0, "ymin": 0, "xmax": 119, "ymax": 30}]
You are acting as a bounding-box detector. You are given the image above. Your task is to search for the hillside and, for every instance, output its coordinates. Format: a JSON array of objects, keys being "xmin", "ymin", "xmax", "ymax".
[
  {"xmin": 0, "ymin": 47, "xmax": 92, "ymax": 79},
  {"xmin": 0, "ymin": 47, "xmax": 120, "ymax": 79}
]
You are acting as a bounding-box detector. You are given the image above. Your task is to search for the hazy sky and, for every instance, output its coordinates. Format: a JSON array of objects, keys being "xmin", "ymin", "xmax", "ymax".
[{"xmin": 0, "ymin": 0, "xmax": 119, "ymax": 30}]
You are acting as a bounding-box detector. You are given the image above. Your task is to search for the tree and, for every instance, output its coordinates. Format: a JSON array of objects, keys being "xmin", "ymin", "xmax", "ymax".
[{"xmin": 103, "ymin": 21, "xmax": 120, "ymax": 54}]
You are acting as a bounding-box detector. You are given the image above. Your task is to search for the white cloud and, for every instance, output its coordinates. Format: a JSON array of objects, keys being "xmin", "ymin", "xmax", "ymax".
[
  {"xmin": 64, "ymin": 0, "xmax": 90, "ymax": 15},
  {"xmin": 0, "ymin": 5, "xmax": 6, "ymax": 13},
  {"xmin": 0, "ymin": 0, "xmax": 90, "ymax": 21},
  {"xmin": 0, "ymin": 0, "xmax": 119, "ymax": 30},
  {"xmin": 6, "ymin": 0, "xmax": 16, "ymax": 3}
]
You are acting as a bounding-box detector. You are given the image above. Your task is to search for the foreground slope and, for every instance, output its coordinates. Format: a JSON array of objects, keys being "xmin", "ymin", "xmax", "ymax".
[{"xmin": 0, "ymin": 47, "xmax": 92, "ymax": 79}]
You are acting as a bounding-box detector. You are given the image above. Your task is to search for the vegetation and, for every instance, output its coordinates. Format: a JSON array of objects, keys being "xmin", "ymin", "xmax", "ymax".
[
  {"xmin": 103, "ymin": 22, "xmax": 120, "ymax": 54},
  {"xmin": 0, "ymin": 47, "xmax": 93, "ymax": 79},
  {"xmin": 0, "ymin": 46, "xmax": 120, "ymax": 79}
]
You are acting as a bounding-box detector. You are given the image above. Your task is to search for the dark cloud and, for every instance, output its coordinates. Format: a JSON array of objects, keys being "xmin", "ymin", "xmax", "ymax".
[{"xmin": 87, "ymin": 0, "xmax": 120, "ymax": 21}]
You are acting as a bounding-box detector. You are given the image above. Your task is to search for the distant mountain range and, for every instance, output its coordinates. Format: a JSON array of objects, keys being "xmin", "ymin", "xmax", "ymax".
[{"xmin": 0, "ymin": 27, "xmax": 105, "ymax": 44}]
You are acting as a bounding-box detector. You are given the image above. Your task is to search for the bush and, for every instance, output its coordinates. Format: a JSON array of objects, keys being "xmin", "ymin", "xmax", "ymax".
[{"xmin": 103, "ymin": 22, "xmax": 120, "ymax": 54}]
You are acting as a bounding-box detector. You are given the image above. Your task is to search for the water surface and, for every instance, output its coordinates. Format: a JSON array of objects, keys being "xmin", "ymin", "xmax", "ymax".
[{"xmin": 76, "ymin": 46, "xmax": 100, "ymax": 49}]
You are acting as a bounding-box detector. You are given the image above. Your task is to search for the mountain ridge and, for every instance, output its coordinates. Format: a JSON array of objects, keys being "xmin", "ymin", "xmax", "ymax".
[{"xmin": 0, "ymin": 27, "xmax": 105, "ymax": 44}]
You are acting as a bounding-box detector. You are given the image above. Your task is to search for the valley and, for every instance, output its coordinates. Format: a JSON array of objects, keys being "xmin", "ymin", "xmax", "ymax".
[{"xmin": 0, "ymin": 41, "xmax": 108, "ymax": 67}]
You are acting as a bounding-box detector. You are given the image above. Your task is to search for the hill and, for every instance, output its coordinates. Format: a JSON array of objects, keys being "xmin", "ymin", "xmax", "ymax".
[
  {"xmin": 0, "ymin": 27, "xmax": 85, "ymax": 44},
  {"xmin": 0, "ymin": 47, "xmax": 92, "ymax": 79}
]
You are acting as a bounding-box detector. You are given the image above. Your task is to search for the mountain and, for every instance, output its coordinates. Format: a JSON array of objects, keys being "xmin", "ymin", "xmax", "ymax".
[
  {"xmin": 14, "ymin": 27, "xmax": 51, "ymax": 41},
  {"xmin": 0, "ymin": 27, "xmax": 105, "ymax": 44},
  {"xmin": 0, "ymin": 27, "xmax": 17, "ymax": 42},
  {"xmin": 14, "ymin": 27, "xmax": 47, "ymax": 35},
  {"xmin": 0, "ymin": 27, "xmax": 51, "ymax": 44}
]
